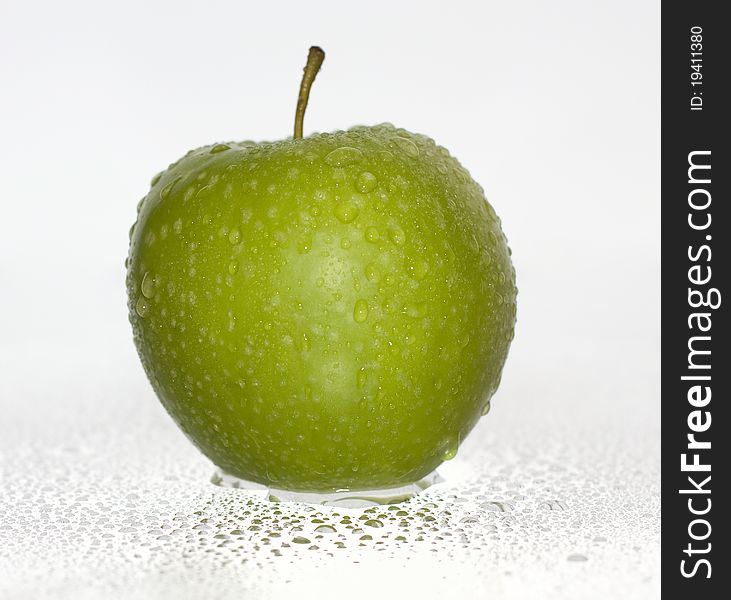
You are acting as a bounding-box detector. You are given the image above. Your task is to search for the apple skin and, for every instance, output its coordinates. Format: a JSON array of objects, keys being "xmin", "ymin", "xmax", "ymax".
[{"xmin": 127, "ymin": 124, "xmax": 516, "ymax": 492}]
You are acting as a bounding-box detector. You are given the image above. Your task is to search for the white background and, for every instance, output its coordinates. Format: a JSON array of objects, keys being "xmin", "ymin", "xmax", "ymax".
[{"xmin": 0, "ymin": 1, "xmax": 660, "ymax": 598}]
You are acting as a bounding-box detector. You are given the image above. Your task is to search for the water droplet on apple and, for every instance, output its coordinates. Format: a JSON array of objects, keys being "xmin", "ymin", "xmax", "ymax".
[
  {"xmin": 356, "ymin": 367, "xmax": 367, "ymax": 389},
  {"xmin": 405, "ymin": 258, "xmax": 429, "ymax": 280},
  {"xmin": 140, "ymin": 272, "xmax": 155, "ymax": 299},
  {"xmin": 334, "ymin": 202, "xmax": 359, "ymax": 224},
  {"xmin": 481, "ymin": 400, "xmax": 492, "ymax": 416},
  {"xmin": 325, "ymin": 147, "xmax": 363, "ymax": 167},
  {"xmin": 228, "ymin": 229, "xmax": 241, "ymax": 244},
  {"xmin": 365, "ymin": 227, "xmax": 379, "ymax": 243},
  {"xmin": 209, "ymin": 143, "xmax": 231, "ymax": 154},
  {"xmin": 353, "ymin": 299, "xmax": 369, "ymax": 323},
  {"xmin": 150, "ymin": 171, "xmax": 164, "ymax": 187},
  {"xmin": 292, "ymin": 536, "xmax": 311, "ymax": 544},
  {"xmin": 364, "ymin": 263, "xmax": 380, "ymax": 282},
  {"xmin": 388, "ymin": 228, "xmax": 406, "ymax": 246},
  {"xmin": 356, "ymin": 171, "xmax": 377, "ymax": 193},
  {"xmin": 228, "ymin": 261, "xmax": 239, "ymax": 275},
  {"xmin": 392, "ymin": 136, "xmax": 419, "ymax": 158},
  {"xmin": 135, "ymin": 297, "xmax": 149, "ymax": 318},
  {"xmin": 159, "ymin": 180, "xmax": 175, "ymax": 200},
  {"xmin": 442, "ymin": 443, "xmax": 458, "ymax": 461},
  {"xmin": 403, "ymin": 301, "xmax": 427, "ymax": 319}
]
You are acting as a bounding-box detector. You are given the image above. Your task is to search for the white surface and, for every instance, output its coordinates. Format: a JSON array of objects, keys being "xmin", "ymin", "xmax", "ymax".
[{"xmin": 0, "ymin": 0, "xmax": 660, "ymax": 598}]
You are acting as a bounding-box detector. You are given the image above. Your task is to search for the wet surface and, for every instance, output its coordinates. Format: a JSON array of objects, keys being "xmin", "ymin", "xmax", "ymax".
[{"xmin": 0, "ymin": 348, "xmax": 659, "ymax": 600}]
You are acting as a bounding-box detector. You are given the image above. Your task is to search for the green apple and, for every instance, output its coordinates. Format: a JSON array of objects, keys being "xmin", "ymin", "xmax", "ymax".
[{"xmin": 126, "ymin": 47, "xmax": 516, "ymax": 492}]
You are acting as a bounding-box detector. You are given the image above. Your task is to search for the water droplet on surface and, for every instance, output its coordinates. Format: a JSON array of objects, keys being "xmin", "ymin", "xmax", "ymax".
[
  {"xmin": 325, "ymin": 147, "xmax": 363, "ymax": 167},
  {"xmin": 364, "ymin": 519, "xmax": 384, "ymax": 528},
  {"xmin": 481, "ymin": 501, "xmax": 514, "ymax": 513},
  {"xmin": 293, "ymin": 536, "xmax": 311, "ymax": 544},
  {"xmin": 541, "ymin": 500, "xmax": 569, "ymax": 511},
  {"xmin": 228, "ymin": 261, "xmax": 239, "ymax": 275},
  {"xmin": 481, "ymin": 400, "xmax": 491, "ymax": 416},
  {"xmin": 210, "ymin": 143, "xmax": 231, "ymax": 154},
  {"xmin": 314, "ymin": 525, "xmax": 336, "ymax": 534},
  {"xmin": 567, "ymin": 554, "xmax": 588, "ymax": 562},
  {"xmin": 353, "ymin": 299, "xmax": 369, "ymax": 323},
  {"xmin": 334, "ymin": 202, "xmax": 359, "ymax": 224},
  {"xmin": 356, "ymin": 171, "xmax": 377, "ymax": 193}
]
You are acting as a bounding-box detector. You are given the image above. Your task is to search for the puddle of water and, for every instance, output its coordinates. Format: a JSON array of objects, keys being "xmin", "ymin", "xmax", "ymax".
[{"xmin": 211, "ymin": 468, "xmax": 444, "ymax": 508}]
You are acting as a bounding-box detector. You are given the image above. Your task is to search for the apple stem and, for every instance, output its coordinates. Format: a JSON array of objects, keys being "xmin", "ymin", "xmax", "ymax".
[{"xmin": 294, "ymin": 46, "xmax": 325, "ymax": 140}]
